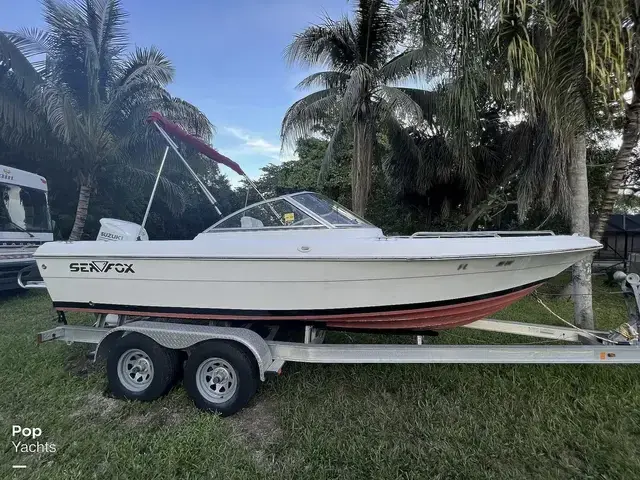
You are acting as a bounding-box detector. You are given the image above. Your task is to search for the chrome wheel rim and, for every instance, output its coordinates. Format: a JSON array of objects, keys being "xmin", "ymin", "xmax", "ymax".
[
  {"xmin": 117, "ymin": 348, "xmax": 154, "ymax": 392},
  {"xmin": 196, "ymin": 358, "xmax": 237, "ymax": 404}
]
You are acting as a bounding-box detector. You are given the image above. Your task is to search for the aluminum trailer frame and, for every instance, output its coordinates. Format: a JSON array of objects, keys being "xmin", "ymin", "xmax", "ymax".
[
  {"xmin": 37, "ymin": 318, "xmax": 640, "ymax": 372},
  {"xmin": 33, "ymin": 271, "xmax": 640, "ymax": 415},
  {"xmin": 35, "ymin": 271, "xmax": 640, "ymax": 370}
]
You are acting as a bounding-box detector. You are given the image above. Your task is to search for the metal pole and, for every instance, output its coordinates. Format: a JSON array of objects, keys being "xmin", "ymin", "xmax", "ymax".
[
  {"xmin": 243, "ymin": 174, "xmax": 270, "ymax": 205},
  {"xmin": 153, "ymin": 122, "xmax": 222, "ymax": 216},
  {"xmin": 138, "ymin": 146, "xmax": 170, "ymax": 240},
  {"xmin": 625, "ymin": 231, "xmax": 629, "ymax": 271},
  {"xmin": 243, "ymin": 174, "xmax": 282, "ymax": 224}
]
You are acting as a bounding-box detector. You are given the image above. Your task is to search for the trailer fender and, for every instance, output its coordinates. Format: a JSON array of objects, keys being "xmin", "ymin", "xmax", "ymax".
[{"xmin": 95, "ymin": 321, "xmax": 273, "ymax": 380}]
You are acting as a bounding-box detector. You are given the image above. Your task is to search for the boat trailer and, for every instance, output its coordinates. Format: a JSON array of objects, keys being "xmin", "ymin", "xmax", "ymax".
[{"xmin": 32, "ymin": 271, "xmax": 640, "ymax": 416}]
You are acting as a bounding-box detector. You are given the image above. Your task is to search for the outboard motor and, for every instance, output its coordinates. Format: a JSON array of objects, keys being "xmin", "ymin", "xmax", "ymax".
[
  {"xmin": 96, "ymin": 218, "xmax": 148, "ymax": 242},
  {"xmin": 96, "ymin": 218, "xmax": 148, "ymax": 327}
]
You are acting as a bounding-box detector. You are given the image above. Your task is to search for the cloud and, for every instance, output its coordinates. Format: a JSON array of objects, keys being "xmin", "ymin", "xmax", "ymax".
[
  {"xmin": 221, "ymin": 126, "xmax": 297, "ymax": 163},
  {"xmin": 223, "ymin": 126, "xmax": 280, "ymax": 156}
]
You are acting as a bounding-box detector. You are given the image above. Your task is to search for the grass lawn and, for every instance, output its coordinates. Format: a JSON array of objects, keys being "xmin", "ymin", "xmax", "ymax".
[{"xmin": 1, "ymin": 274, "xmax": 639, "ymax": 479}]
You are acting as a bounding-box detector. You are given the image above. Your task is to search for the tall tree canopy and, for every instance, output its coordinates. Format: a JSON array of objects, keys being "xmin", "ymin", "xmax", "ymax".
[
  {"xmin": 281, "ymin": 0, "xmax": 434, "ymax": 215},
  {"xmin": 390, "ymin": 0, "xmax": 629, "ymax": 328},
  {"xmin": 0, "ymin": 0, "xmax": 213, "ymax": 240}
]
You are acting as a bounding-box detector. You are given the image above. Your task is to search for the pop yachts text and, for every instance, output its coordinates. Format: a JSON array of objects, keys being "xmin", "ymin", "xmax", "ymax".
[{"xmin": 12, "ymin": 441, "xmax": 57, "ymax": 453}]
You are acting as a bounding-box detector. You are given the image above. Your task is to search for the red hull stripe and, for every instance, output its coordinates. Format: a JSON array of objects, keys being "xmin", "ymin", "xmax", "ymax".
[
  {"xmin": 327, "ymin": 285, "xmax": 538, "ymax": 330},
  {"xmin": 54, "ymin": 282, "xmax": 542, "ymax": 330}
]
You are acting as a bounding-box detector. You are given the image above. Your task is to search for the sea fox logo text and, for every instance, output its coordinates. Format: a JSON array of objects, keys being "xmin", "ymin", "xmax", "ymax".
[{"xmin": 69, "ymin": 261, "xmax": 135, "ymax": 273}]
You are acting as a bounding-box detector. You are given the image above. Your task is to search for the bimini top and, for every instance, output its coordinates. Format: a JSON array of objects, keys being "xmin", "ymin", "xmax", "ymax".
[{"xmin": 205, "ymin": 192, "xmax": 373, "ymax": 232}]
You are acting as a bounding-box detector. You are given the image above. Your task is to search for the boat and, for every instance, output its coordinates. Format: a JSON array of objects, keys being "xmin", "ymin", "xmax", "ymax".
[{"xmin": 31, "ymin": 113, "xmax": 602, "ymax": 331}]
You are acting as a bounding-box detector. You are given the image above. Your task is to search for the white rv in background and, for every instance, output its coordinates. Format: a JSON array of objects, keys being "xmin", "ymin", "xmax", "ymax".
[{"xmin": 0, "ymin": 164, "xmax": 53, "ymax": 291}]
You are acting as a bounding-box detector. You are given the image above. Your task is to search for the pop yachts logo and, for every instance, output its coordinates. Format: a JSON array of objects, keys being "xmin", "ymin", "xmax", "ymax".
[{"xmin": 69, "ymin": 261, "xmax": 135, "ymax": 273}]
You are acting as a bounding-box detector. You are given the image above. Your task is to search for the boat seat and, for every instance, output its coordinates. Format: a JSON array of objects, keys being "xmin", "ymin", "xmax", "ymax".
[{"xmin": 241, "ymin": 216, "xmax": 264, "ymax": 228}]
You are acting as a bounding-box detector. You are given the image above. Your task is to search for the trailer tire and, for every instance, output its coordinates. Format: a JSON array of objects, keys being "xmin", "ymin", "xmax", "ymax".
[
  {"xmin": 183, "ymin": 341, "xmax": 258, "ymax": 416},
  {"xmin": 107, "ymin": 333, "xmax": 179, "ymax": 402}
]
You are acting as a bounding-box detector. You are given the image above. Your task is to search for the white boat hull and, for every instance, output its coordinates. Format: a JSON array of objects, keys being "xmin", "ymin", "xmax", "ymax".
[{"xmin": 34, "ymin": 231, "xmax": 601, "ymax": 330}]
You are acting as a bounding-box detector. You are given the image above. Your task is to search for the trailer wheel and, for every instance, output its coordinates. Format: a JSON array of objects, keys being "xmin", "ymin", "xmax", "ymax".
[
  {"xmin": 183, "ymin": 341, "xmax": 258, "ymax": 416},
  {"xmin": 107, "ymin": 333, "xmax": 180, "ymax": 401}
]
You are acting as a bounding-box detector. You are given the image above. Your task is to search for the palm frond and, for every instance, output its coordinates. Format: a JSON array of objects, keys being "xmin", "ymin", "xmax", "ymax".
[
  {"xmin": 103, "ymin": 82, "xmax": 169, "ymax": 129},
  {"xmin": 33, "ymin": 81, "xmax": 87, "ymax": 147},
  {"xmin": 285, "ymin": 17, "xmax": 358, "ymax": 71},
  {"xmin": 381, "ymin": 116, "xmax": 426, "ymax": 194},
  {"xmin": 295, "ymin": 70, "xmax": 350, "ymax": 90},
  {"xmin": 354, "ymin": 0, "xmax": 397, "ymax": 68},
  {"xmin": 378, "ymin": 47, "xmax": 438, "ymax": 83},
  {"xmin": 161, "ymin": 97, "xmax": 214, "ymax": 142},
  {"xmin": 41, "ymin": 0, "xmax": 95, "ymax": 107},
  {"xmin": 106, "ymin": 92, "xmax": 214, "ymax": 175},
  {"xmin": 103, "ymin": 46, "xmax": 176, "ymax": 135},
  {"xmin": 0, "ymin": 31, "xmax": 42, "ymax": 92},
  {"xmin": 5, "ymin": 27, "xmax": 51, "ymax": 59},
  {"xmin": 89, "ymin": 0, "xmax": 129, "ymax": 96},
  {"xmin": 395, "ymin": 87, "xmax": 438, "ymax": 123},
  {"xmin": 107, "ymin": 161, "xmax": 188, "ymax": 215},
  {"xmin": 503, "ymin": 118, "xmax": 571, "ymax": 219},
  {"xmin": 0, "ymin": 75, "xmax": 39, "ymax": 134},
  {"xmin": 281, "ymin": 88, "xmax": 339, "ymax": 146},
  {"xmin": 375, "ymin": 85, "xmax": 423, "ymax": 124},
  {"xmin": 92, "ymin": 0, "xmax": 128, "ymax": 59},
  {"xmin": 114, "ymin": 46, "xmax": 174, "ymax": 88}
]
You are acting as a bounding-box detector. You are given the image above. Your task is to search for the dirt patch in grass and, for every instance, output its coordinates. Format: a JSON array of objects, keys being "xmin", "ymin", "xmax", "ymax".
[
  {"xmin": 125, "ymin": 408, "xmax": 187, "ymax": 429},
  {"xmin": 124, "ymin": 413, "xmax": 147, "ymax": 427},
  {"xmin": 64, "ymin": 348, "xmax": 101, "ymax": 378},
  {"xmin": 70, "ymin": 392, "xmax": 121, "ymax": 420},
  {"xmin": 163, "ymin": 411, "xmax": 185, "ymax": 427},
  {"xmin": 228, "ymin": 398, "xmax": 282, "ymax": 465}
]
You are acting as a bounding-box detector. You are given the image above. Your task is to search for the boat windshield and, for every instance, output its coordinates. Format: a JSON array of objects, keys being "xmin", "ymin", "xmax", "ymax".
[
  {"xmin": 207, "ymin": 192, "xmax": 373, "ymax": 232},
  {"xmin": 290, "ymin": 192, "xmax": 371, "ymax": 227},
  {"xmin": 209, "ymin": 197, "xmax": 323, "ymax": 230}
]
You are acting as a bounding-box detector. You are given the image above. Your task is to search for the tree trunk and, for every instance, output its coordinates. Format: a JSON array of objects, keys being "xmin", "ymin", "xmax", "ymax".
[
  {"xmin": 351, "ymin": 121, "xmax": 374, "ymax": 216},
  {"xmin": 568, "ymin": 133, "xmax": 594, "ymax": 329},
  {"xmin": 68, "ymin": 178, "xmax": 92, "ymax": 241},
  {"xmin": 590, "ymin": 100, "xmax": 640, "ymax": 242}
]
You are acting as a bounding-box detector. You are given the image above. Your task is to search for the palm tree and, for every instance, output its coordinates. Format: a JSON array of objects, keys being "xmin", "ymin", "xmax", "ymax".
[
  {"xmin": 399, "ymin": 0, "xmax": 628, "ymax": 328},
  {"xmin": 0, "ymin": 0, "xmax": 212, "ymax": 240},
  {"xmin": 495, "ymin": 0, "xmax": 628, "ymax": 329},
  {"xmin": 591, "ymin": 0, "xmax": 640, "ymax": 242},
  {"xmin": 382, "ymin": 1, "xmax": 516, "ymax": 224},
  {"xmin": 281, "ymin": 0, "xmax": 434, "ymax": 215}
]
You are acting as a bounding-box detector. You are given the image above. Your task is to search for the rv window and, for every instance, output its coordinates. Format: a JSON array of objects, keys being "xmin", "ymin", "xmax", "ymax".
[{"xmin": 0, "ymin": 183, "xmax": 52, "ymax": 232}]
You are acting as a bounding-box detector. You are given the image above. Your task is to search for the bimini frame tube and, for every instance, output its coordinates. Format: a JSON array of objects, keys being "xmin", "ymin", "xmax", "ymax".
[
  {"xmin": 152, "ymin": 122, "xmax": 223, "ymax": 216},
  {"xmin": 147, "ymin": 111, "xmax": 281, "ymax": 222},
  {"xmin": 138, "ymin": 146, "xmax": 170, "ymax": 240}
]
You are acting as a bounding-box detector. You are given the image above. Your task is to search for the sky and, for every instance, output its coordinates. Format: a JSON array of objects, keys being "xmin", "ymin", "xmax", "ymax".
[{"xmin": 0, "ymin": 0, "xmax": 353, "ymax": 184}]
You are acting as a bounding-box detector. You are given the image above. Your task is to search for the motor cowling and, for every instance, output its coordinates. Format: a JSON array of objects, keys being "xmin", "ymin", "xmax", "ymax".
[{"xmin": 96, "ymin": 218, "xmax": 148, "ymax": 242}]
